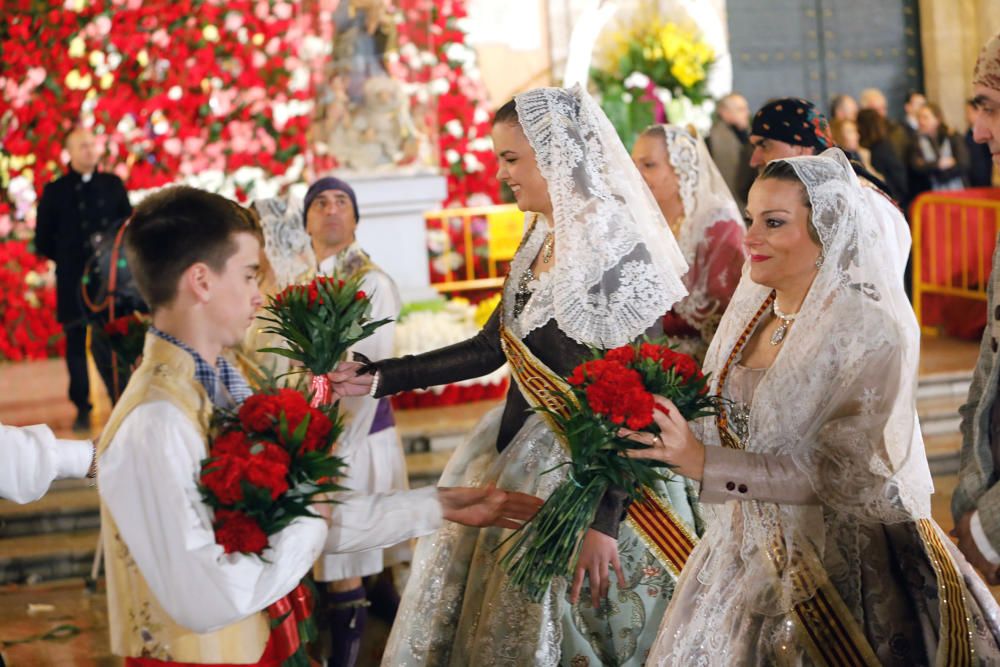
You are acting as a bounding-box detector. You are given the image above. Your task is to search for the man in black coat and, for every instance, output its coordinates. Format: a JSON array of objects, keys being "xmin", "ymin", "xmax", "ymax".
[{"xmin": 35, "ymin": 127, "xmax": 132, "ymax": 432}]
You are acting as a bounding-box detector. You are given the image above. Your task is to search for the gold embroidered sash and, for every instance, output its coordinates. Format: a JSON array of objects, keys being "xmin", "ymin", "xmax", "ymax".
[{"xmin": 498, "ymin": 324, "xmax": 696, "ymax": 577}]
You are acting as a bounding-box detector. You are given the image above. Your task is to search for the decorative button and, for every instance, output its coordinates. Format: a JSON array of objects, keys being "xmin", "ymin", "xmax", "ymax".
[
  {"xmin": 738, "ymin": 484, "xmax": 748, "ymax": 494},
  {"xmin": 725, "ymin": 481, "xmax": 736, "ymax": 491}
]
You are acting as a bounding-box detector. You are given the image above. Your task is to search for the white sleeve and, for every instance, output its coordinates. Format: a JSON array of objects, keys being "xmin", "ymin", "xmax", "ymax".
[
  {"xmin": 971, "ymin": 510, "xmax": 1000, "ymax": 566},
  {"xmin": 0, "ymin": 423, "xmax": 93, "ymax": 504},
  {"xmin": 340, "ymin": 270, "xmax": 401, "ymax": 448},
  {"xmin": 324, "ymin": 486, "xmax": 443, "ymax": 553},
  {"xmin": 98, "ymin": 402, "xmax": 328, "ymax": 633}
]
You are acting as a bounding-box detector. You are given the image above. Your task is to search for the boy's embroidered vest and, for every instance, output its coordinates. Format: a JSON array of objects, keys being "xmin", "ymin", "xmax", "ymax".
[{"xmin": 96, "ymin": 334, "xmax": 269, "ymax": 662}]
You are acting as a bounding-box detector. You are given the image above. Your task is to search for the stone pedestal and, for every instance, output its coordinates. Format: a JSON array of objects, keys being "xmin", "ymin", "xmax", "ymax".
[{"xmin": 349, "ymin": 172, "xmax": 447, "ymax": 303}]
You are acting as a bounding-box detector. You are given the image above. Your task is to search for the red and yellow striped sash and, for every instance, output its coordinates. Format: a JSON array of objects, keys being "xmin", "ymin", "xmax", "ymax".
[{"xmin": 498, "ymin": 324, "xmax": 696, "ymax": 576}]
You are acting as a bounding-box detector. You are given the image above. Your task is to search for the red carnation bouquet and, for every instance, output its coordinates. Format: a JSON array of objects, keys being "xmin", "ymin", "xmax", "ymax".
[
  {"xmin": 198, "ymin": 386, "xmax": 347, "ymax": 666},
  {"xmin": 258, "ymin": 274, "xmax": 390, "ymax": 406},
  {"xmin": 500, "ymin": 340, "xmax": 719, "ymax": 601}
]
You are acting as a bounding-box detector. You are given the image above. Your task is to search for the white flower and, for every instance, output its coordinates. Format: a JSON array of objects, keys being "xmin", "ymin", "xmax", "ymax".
[
  {"xmin": 623, "ymin": 71, "xmax": 650, "ymax": 90},
  {"xmin": 463, "ymin": 153, "xmax": 483, "ymax": 172},
  {"xmin": 469, "ymin": 137, "xmax": 492, "ymax": 152},
  {"xmin": 445, "ymin": 149, "xmax": 461, "ymax": 164},
  {"xmin": 473, "ymin": 107, "xmax": 489, "ymax": 125},
  {"xmin": 652, "ymin": 86, "xmax": 673, "ymax": 106},
  {"xmin": 444, "ymin": 42, "xmax": 470, "ymax": 64},
  {"xmin": 88, "ymin": 50, "xmax": 105, "ymax": 68},
  {"xmin": 167, "ymin": 85, "xmax": 182, "ymax": 100},
  {"xmin": 203, "ymin": 25, "xmax": 220, "ymax": 42},
  {"xmin": 116, "ymin": 115, "xmax": 136, "ymax": 134},
  {"xmin": 68, "ymin": 37, "xmax": 86, "ymax": 59},
  {"xmin": 622, "ymin": 92, "xmax": 633, "ymax": 104},
  {"xmin": 430, "ymin": 78, "xmax": 451, "ymax": 95},
  {"xmin": 289, "ymin": 67, "xmax": 310, "ymax": 93},
  {"xmin": 444, "ymin": 119, "xmax": 464, "ymax": 137}
]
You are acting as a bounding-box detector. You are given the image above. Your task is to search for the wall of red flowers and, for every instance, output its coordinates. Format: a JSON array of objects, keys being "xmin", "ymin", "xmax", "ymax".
[{"xmin": 0, "ymin": 0, "xmax": 499, "ymax": 361}]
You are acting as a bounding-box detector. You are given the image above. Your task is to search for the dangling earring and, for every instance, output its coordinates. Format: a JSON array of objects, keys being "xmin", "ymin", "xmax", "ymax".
[{"xmin": 815, "ymin": 252, "xmax": 825, "ymax": 268}]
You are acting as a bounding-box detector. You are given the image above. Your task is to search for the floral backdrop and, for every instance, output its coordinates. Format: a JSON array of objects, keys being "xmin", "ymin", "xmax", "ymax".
[{"xmin": 0, "ymin": 0, "xmax": 499, "ymax": 361}]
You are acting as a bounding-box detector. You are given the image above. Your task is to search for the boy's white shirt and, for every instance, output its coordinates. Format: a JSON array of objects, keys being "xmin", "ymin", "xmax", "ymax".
[
  {"xmin": 0, "ymin": 423, "xmax": 93, "ymax": 504},
  {"xmin": 98, "ymin": 400, "xmax": 442, "ymax": 633}
]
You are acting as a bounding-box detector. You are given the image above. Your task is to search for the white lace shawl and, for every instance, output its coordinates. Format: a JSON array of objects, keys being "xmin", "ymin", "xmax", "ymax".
[
  {"xmin": 657, "ymin": 125, "xmax": 746, "ymax": 344},
  {"xmin": 502, "ymin": 85, "xmax": 688, "ymax": 348},
  {"xmin": 693, "ymin": 148, "xmax": 933, "ymax": 613}
]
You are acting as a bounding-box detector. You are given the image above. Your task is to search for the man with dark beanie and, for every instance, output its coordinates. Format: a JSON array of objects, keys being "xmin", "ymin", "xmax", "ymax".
[
  {"xmin": 302, "ymin": 176, "xmax": 409, "ymax": 667},
  {"xmin": 749, "ymin": 97, "xmax": 897, "ymax": 201},
  {"xmin": 748, "ymin": 97, "xmax": 835, "ymax": 169}
]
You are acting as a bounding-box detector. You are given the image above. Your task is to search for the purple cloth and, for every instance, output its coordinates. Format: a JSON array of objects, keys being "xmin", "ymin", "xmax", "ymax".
[{"xmin": 369, "ymin": 397, "xmax": 395, "ymax": 435}]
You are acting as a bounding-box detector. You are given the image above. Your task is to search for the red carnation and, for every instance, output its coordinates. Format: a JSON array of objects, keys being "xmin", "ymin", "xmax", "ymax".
[
  {"xmin": 200, "ymin": 453, "xmax": 248, "ymax": 505},
  {"xmin": 301, "ymin": 408, "xmax": 334, "ymax": 453},
  {"xmin": 670, "ymin": 354, "xmax": 700, "ymax": 382},
  {"xmin": 214, "ymin": 510, "xmax": 268, "ymax": 555},
  {"xmin": 238, "ymin": 394, "xmax": 281, "ymax": 433},
  {"xmin": 276, "ymin": 388, "xmax": 310, "ymax": 431},
  {"xmin": 603, "ymin": 345, "xmax": 636, "ymax": 366},
  {"xmin": 244, "ymin": 442, "xmax": 290, "ymax": 500},
  {"xmin": 211, "ymin": 430, "xmax": 253, "ymax": 458},
  {"xmin": 355, "ymin": 290, "xmax": 366, "ymax": 301}
]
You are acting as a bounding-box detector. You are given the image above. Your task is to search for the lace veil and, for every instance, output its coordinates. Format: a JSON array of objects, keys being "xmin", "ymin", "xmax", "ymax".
[
  {"xmin": 696, "ymin": 148, "xmax": 932, "ymax": 612},
  {"xmin": 253, "ymin": 197, "xmax": 316, "ymax": 290},
  {"xmin": 502, "ymin": 85, "xmax": 688, "ymax": 348},
  {"xmin": 658, "ymin": 124, "xmax": 744, "ymax": 265}
]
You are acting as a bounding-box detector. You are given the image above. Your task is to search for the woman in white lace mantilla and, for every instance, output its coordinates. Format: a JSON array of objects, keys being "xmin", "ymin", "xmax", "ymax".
[
  {"xmin": 623, "ymin": 149, "xmax": 1000, "ymax": 665},
  {"xmin": 328, "ymin": 85, "xmax": 696, "ymax": 666},
  {"xmin": 631, "ymin": 124, "xmax": 746, "ymax": 362}
]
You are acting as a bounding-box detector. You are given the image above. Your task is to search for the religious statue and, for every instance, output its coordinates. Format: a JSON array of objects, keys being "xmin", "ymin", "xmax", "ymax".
[{"xmin": 312, "ymin": 0, "xmax": 433, "ymax": 172}]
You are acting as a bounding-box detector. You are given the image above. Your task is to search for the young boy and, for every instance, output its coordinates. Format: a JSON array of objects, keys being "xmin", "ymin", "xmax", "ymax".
[{"xmin": 97, "ymin": 186, "xmax": 538, "ymax": 666}]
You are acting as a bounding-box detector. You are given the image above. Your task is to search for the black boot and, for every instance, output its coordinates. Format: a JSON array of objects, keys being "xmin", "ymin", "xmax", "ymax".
[{"xmin": 326, "ymin": 586, "xmax": 369, "ymax": 667}]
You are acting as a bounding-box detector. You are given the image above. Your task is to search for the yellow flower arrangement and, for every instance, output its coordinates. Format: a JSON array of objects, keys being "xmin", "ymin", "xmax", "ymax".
[{"xmin": 591, "ymin": 10, "xmax": 716, "ymax": 147}]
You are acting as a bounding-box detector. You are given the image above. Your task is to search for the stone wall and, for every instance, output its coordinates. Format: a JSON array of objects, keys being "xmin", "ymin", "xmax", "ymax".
[{"xmin": 919, "ymin": 0, "xmax": 1000, "ymax": 129}]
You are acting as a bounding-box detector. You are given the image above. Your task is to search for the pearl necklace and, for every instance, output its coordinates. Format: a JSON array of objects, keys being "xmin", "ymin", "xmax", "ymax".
[{"xmin": 770, "ymin": 300, "xmax": 798, "ymax": 346}]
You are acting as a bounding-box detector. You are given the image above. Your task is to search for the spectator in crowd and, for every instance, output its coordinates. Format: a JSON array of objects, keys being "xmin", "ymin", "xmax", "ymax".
[
  {"xmin": 829, "ymin": 93, "xmax": 858, "ymax": 121},
  {"xmin": 965, "ymin": 98, "xmax": 995, "ymax": 187},
  {"xmin": 909, "ymin": 101, "xmax": 969, "ymax": 194},
  {"xmin": 893, "ymin": 90, "xmax": 927, "ymax": 159},
  {"xmin": 707, "ymin": 92, "xmax": 756, "ymax": 212},
  {"xmin": 857, "ymin": 108, "xmax": 910, "ymax": 204},
  {"xmin": 35, "ymin": 127, "xmax": 132, "ymax": 433}
]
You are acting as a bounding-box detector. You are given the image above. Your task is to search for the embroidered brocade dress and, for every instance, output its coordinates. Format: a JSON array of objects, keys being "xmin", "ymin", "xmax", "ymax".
[
  {"xmin": 647, "ymin": 362, "xmax": 1000, "ymax": 666},
  {"xmin": 377, "ymin": 223, "xmax": 702, "ymax": 667}
]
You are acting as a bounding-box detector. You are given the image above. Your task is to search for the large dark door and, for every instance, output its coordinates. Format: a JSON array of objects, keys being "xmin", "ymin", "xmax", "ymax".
[{"xmin": 727, "ymin": 0, "xmax": 923, "ymax": 118}]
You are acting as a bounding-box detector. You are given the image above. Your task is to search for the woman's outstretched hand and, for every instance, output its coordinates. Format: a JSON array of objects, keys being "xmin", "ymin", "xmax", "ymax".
[
  {"xmin": 617, "ymin": 396, "xmax": 706, "ymax": 481},
  {"xmin": 325, "ymin": 361, "xmax": 374, "ymax": 401},
  {"xmin": 438, "ymin": 484, "xmax": 544, "ymax": 529}
]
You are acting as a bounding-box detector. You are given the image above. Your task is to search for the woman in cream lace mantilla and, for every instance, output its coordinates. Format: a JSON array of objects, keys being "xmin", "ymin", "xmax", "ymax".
[
  {"xmin": 623, "ymin": 148, "xmax": 1000, "ymax": 665},
  {"xmin": 631, "ymin": 124, "xmax": 746, "ymax": 362},
  {"xmin": 329, "ymin": 85, "xmax": 696, "ymax": 666}
]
